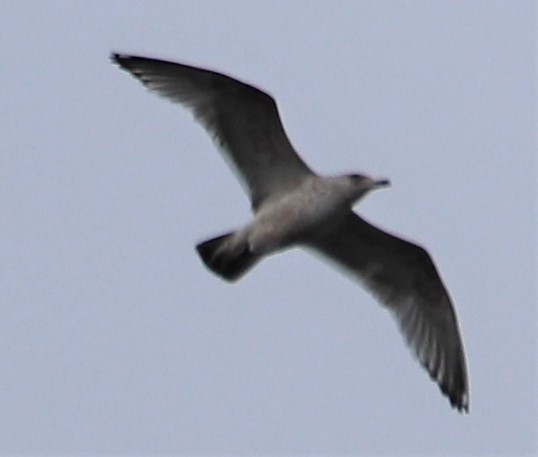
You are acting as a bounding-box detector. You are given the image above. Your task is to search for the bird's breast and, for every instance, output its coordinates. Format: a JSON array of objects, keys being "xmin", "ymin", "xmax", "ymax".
[{"xmin": 248, "ymin": 183, "xmax": 349, "ymax": 254}]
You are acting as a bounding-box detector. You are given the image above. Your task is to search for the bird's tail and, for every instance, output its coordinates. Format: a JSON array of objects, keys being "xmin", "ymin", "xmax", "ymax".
[{"xmin": 196, "ymin": 232, "xmax": 260, "ymax": 282}]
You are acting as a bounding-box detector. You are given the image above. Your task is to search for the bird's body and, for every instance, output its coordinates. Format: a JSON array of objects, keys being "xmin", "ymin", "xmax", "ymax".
[
  {"xmin": 198, "ymin": 173, "xmax": 388, "ymax": 282},
  {"xmin": 111, "ymin": 53, "xmax": 470, "ymax": 413},
  {"xmin": 247, "ymin": 175, "xmax": 385, "ymax": 255}
]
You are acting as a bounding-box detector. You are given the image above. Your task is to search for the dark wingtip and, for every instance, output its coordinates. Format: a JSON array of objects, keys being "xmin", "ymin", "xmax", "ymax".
[
  {"xmin": 110, "ymin": 52, "xmax": 130, "ymax": 68},
  {"xmin": 450, "ymin": 395, "xmax": 469, "ymax": 414},
  {"xmin": 419, "ymin": 349, "xmax": 469, "ymax": 414},
  {"xmin": 441, "ymin": 374, "xmax": 469, "ymax": 414}
]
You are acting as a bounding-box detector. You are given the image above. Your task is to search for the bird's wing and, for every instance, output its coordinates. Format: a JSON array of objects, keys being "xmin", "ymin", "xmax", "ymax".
[
  {"xmin": 307, "ymin": 212, "xmax": 469, "ymax": 412},
  {"xmin": 111, "ymin": 53, "xmax": 313, "ymax": 209}
]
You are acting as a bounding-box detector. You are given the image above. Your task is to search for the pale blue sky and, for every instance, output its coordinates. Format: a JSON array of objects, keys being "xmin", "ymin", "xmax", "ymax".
[{"xmin": 1, "ymin": 1, "xmax": 536, "ymax": 455}]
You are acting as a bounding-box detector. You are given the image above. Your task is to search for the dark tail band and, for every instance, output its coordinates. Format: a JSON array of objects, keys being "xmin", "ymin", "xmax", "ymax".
[{"xmin": 196, "ymin": 232, "xmax": 260, "ymax": 282}]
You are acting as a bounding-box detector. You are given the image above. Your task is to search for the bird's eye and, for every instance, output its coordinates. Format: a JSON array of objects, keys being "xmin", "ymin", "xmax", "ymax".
[{"xmin": 349, "ymin": 173, "xmax": 364, "ymax": 181}]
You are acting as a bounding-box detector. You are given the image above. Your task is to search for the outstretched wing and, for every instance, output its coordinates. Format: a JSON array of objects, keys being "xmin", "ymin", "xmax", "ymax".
[
  {"xmin": 308, "ymin": 212, "xmax": 469, "ymax": 412},
  {"xmin": 112, "ymin": 53, "xmax": 313, "ymax": 208}
]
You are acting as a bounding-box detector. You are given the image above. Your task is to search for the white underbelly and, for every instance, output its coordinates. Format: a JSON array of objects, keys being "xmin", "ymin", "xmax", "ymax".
[{"xmin": 247, "ymin": 186, "xmax": 348, "ymax": 254}]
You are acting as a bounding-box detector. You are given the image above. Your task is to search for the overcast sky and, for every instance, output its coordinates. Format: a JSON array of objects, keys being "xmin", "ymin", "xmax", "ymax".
[{"xmin": 1, "ymin": 1, "xmax": 536, "ymax": 455}]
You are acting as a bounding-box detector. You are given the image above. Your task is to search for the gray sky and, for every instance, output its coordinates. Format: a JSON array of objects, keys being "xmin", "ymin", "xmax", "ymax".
[{"xmin": 1, "ymin": 1, "xmax": 536, "ymax": 455}]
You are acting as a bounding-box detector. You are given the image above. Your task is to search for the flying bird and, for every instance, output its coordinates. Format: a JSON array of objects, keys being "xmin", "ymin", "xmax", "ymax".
[{"xmin": 111, "ymin": 53, "xmax": 469, "ymax": 413}]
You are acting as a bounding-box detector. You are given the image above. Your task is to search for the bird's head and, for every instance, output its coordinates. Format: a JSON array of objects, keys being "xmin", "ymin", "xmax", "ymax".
[{"xmin": 343, "ymin": 173, "xmax": 390, "ymax": 204}]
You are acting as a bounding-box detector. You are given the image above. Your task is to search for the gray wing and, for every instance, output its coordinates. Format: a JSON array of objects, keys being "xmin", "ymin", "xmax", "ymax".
[
  {"xmin": 111, "ymin": 53, "xmax": 313, "ymax": 209},
  {"xmin": 308, "ymin": 213, "xmax": 469, "ymax": 412}
]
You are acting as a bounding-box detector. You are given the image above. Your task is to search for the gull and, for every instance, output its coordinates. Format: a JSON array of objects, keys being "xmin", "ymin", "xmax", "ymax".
[{"xmin": 111, "ymin": 53, "xmax": 469, "ymax": 413}]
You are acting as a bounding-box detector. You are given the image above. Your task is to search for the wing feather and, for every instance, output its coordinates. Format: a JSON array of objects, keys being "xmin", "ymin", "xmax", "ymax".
[
  {"xmin": 111, "ymin": 53, "xmax": 313, "ymax": 208},
  {"xmin": 308, "ymin": 213, "xmax": 469, "ymax": 412}
]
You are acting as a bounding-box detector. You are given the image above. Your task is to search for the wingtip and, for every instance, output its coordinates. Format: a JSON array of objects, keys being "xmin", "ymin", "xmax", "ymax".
[
  {"xmin": 446, "ymin": 384, "xmax": 469, "ymax": 414},
  {"xmin": 110, "ymin": 52, "xmax": 121, "ymax": 61},
  {"xmin": 110, "ymin": 52, "xmax": 133, "ymax": 68},
  {"xmin": 456, "ymin": 404, "xmax": 469, "ymax": 414},
  {"xmin": 423, "ymin": 352, "xmax": 469, "ymax": 414},
  {"xmin": 455, "ymin": 392, "xmax": 470, "ymax": 414}
]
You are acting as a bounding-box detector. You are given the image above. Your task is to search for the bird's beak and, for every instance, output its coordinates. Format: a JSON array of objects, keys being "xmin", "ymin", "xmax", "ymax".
[{"xmin": 372, "ymin": 178, "xmax": 390, "ymax": 188}]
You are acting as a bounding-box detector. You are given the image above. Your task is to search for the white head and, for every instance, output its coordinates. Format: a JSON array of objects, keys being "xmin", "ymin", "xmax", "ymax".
[{"xmin": 337, "ymin": 173, "xmax": 390, "ymax": 205}]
